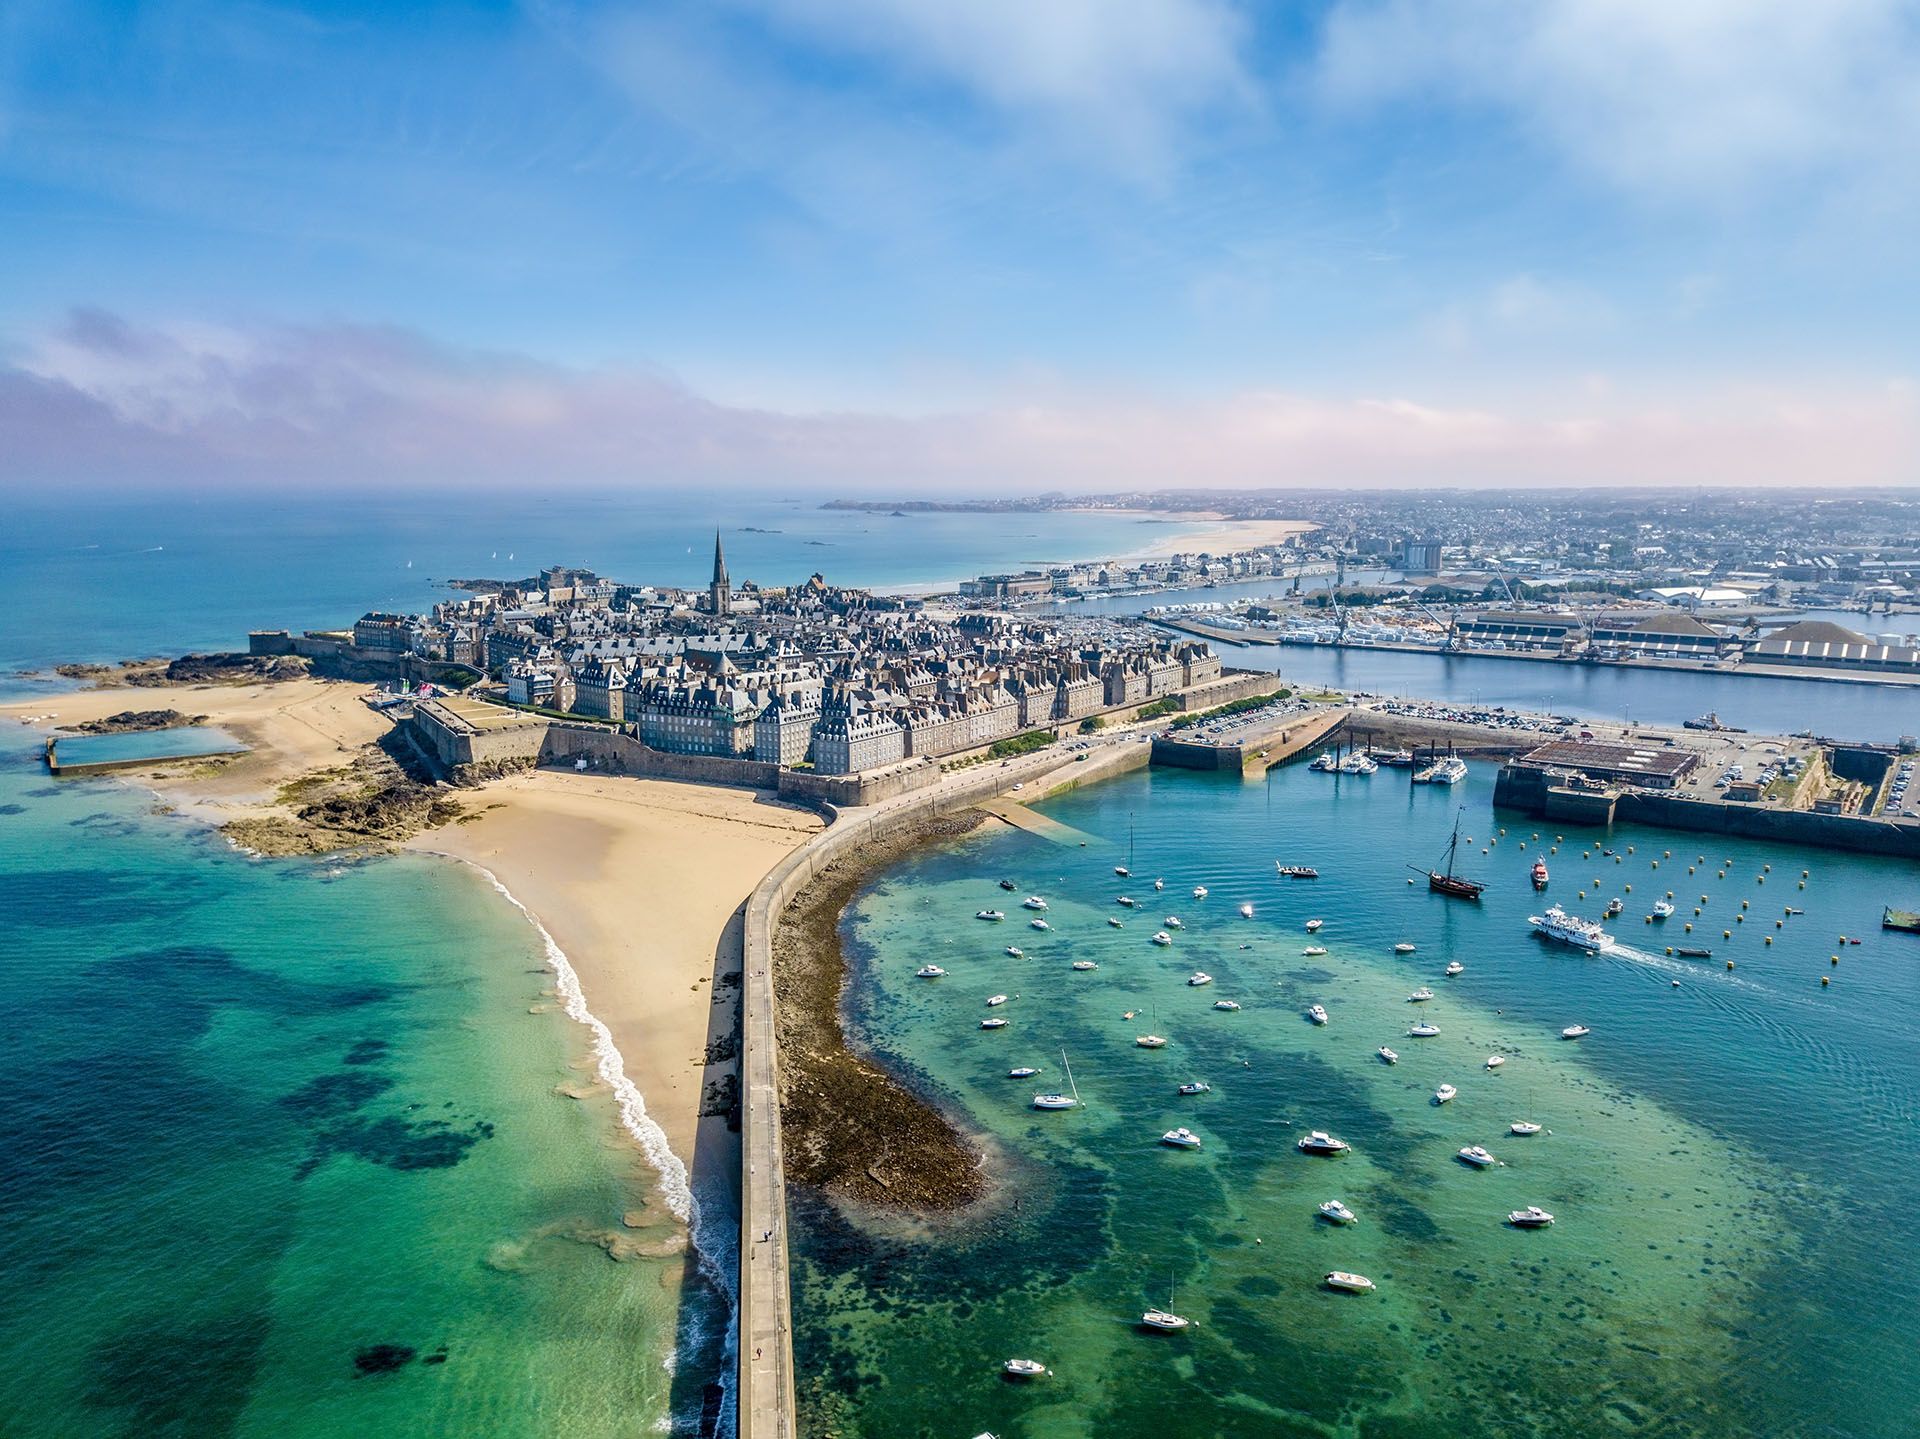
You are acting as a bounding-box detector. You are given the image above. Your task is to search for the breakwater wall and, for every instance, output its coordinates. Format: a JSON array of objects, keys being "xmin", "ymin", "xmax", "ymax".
[
  {"xmin": 1493, "ymin": 763, "xmax": 1920, "ymax": 858},
  {"xmin": 736, "ymin": 737, "xmax": 1149, "ymax": 1439},
  {"xmin": 1151, "ymin": 706, "xmax": 1346, "ymax": 773},
  {"xmin": 42, "ymin": 735, "xmax": 245, "ymax": 778}
]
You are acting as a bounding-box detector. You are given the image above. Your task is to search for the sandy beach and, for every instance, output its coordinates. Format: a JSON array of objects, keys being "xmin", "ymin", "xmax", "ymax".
[
  {"xmin": 410, "ymin": 771, "xmax": 821, "ymax": 1185},
  {"xmin": 1106, "ymin": 510, "xmax": 1318, "ymax": 561}
]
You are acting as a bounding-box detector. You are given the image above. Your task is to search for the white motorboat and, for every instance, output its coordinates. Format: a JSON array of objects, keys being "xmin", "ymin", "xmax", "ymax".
[
  {"xmin": 1377, "ymin": 1046, "xmax": 1399, "ymax": 1064},
  {"xmin": 1434, "ymin": 1083, "xmax": 1458, "ymax": 1104},
  {"xmin": 1307, "ymin": 1004, "xmax": 1329, "ymax": 1025},
  {"xmin": 1114, "ymin": 865, "xmax": 1130, "ymax": 878},
  {"xmin": 986, "ymin": 994, "xmax": 1008, "ymax": 1007},
  {"xmin": 1485, "ymin": 1055, "xmax": 1506, "ymax": 1070},
  {"xmin": 1529, "ymin": 905, "xmax": 1612, "ymax": 952},
  {"xmin": 1165, "ymin": 917, "xmax": 1184, "ymax": 929},
  {"xmin": 1022, "ymin": 896, "xmax": 1049, "ymax": 911},
  {"xmin": 1445, "ymin": 961, "xmax": 1465, "ymax": 977},
  {"xmin": 916, "ymin": 965, "xmax": 946, "ymax": 978},
  {"xmin": 1136, "ymin": 1034, "xmax": 1167, "ymax": 1049},
  {"xmin": 1407, "ymin": 987, "xmax": 1435, "ymax": 1002},
  {"xmin": 981, "ymin": 1017, "xmax": 1009, "ymax": 1030},
  {"xmin": 1030, "ymin": 919, "xmax": 1051, "ymax": 931},
  {"xmin": 1508, "ymin": 1206, "xmax": 1555, "ymax": 1228},
  {"xmin": 1414, "ymin": 754, "xmax": 1468, "ymax": 786},
  {"xmin": 1213, "ymin": 999, "xmax": 1240, "ymax": 1011},
  {"xmin": 1177, "ymin": 1081, "xmax": 1211, "ymax": 1095},
  {"xmin": 1510, "ymin": 1119, "xmax": 1544, "ymax": 1136},
  {"xmin": 1152, "ymin": 931, "xmax": 1174, "ymax": 946},
  {"xmin": 1005, "ymin": 945, "xmax": 1024, "ymax": 958},
  {"xmin": 1187, "ymin": 971, "xmax": 1212, "ymax": 986},
  {"xmin": 1003, "ymin": 1358, "xmax": 1049, "ymax": 1378},
  {"xmin": 1651, "ymin": 900, "xmax": 1676, "ymax": 919},
  {"xmin": 1238, "ymin": 903, "xmax": 1254, "ymax": 918},
  {"xmin": 1009, "ymin": 1066, "xmax": 1039, "ymax": 1078},
  {"xmin": 1324, "ymin": 1271, "xmax": 1376, "ymax": 1293},
  {"xmin": 1319, "ymin": 1200, "xmax": 1357, "ymax": 1225},
  {"xmin": 1116, "ymin": 896, "xmax": 1137, "ymax": 908},
  {"xmin": 1192, "ymin": 886, "xmax": 1208, "ymax": 899},
  {"xmin": 1302, "ymin": 945, "xmax": 1328, "ymax": 957},
  {"xmin": 1407, "ymin": 1022, "xmax": 1441, "ymax": 1037},
  {"xmin": 1308, "ymin": 750, "xmax": 1339, "ymax": 772},
  {"xmin": 1337, "ymin": 752, "xmax": 1380, "ymax": 775},
  {"xmin": 1153, "ymin": 878, "xmax": 1166, "ymax": 891},
  {"xmin": 977, "ymin": 909, "xmax": 1005, "ymax": 922},
  {"xmin": 1072, "ymin": 960, "xmax": 1099, "ymax": 971},
  {"xmin": 1297, "ymin": 1130, "xmax": 1349, "ymax": 1155},
  {"xmin": 1394, "ymin": 942, "xmax": 1417, "ymax": 955},
  {"xmin": 1161, "ymin": 1127, "xmax": 1202, "ymax": 1149},
  {"xmin": 1561, "ymin": 1024, "xmax": 1591, "ymax": 1039},
  {"xmin": 1305, "ymin": 918, "xmax": 1324, "ymax": 932},
  {"xmin": 1457, "ymin": 1145, "xmax": 1498, "ymax": 1167},
  {"xmin": 1108, "ymin": 917, "xmax": 1124, "ymax": 929}
]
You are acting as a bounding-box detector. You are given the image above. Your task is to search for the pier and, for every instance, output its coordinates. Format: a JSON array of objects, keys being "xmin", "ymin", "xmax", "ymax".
[{"xmin": 1150, "ymin": 706, "xmax": 1347, "ymax": 774}]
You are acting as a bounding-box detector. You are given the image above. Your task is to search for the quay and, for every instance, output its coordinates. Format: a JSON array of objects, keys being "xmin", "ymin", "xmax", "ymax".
[{"xmin": 1150, "ymin": 706, "xmax": 1346, "ymax": 774}]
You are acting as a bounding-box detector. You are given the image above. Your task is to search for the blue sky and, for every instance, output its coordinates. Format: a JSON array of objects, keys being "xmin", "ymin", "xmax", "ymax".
[{"xmin": 2, "ymin": 0, "xmax": 1917, "ymax": 489}]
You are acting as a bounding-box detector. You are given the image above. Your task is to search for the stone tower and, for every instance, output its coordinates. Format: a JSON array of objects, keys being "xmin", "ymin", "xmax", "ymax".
[{"xmin": 710, "ymin": 530, "xmax": 731, "ymax": 618}]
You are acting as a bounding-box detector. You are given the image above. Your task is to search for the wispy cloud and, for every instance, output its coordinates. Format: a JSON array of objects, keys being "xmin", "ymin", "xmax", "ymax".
[{"xmin": 7, "ymin": 309, "xmax": 1913, "ymax": 492}]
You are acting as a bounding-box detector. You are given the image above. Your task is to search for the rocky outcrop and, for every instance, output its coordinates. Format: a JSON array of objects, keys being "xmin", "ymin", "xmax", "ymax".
[{"xmin": 60, "ymin": 709, "xmax": 206, "ymax": 734}]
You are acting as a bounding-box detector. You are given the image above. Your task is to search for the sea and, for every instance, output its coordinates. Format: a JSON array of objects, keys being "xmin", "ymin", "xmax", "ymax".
[
  {"xmin": 796, "ymin": 759, "xmax": 1920, "ymax": 1438},
  {"xmin": 0, "ymin": 494, "xmax": 1213, "ymax": 1438}
]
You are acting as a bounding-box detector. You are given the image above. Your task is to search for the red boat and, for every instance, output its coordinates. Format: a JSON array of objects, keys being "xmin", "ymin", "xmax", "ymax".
[{"xmin": 1531, "ymin": 859, "xmax": 1550, "ymax": 889}]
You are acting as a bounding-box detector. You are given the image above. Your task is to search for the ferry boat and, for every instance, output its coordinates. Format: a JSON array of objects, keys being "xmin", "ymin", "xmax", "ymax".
[
  {"xmin": 1508, "ymin": 1206, "xmax": 1556, "ymax": 1228},
  {"xmin": 1275, "ymin": 863, "xmax": 1319, "ymax": 879},
  {"xmin": 1651, "ymin": 900, "xmax": 1676, "ymax": 919},
  {"xmin": 1531, "ymin": 859, "xmax": 1550, "ymax": 889},
  {"xmin": 1414, "ymin": 754, "xmax": 1468, "ymax": 785},
  {"xmin": 1307, "ymin": 1004, "xmax": 1329, "ymax": 1025},
  {"xmin": 1458, "ymin": 1145, "xmax": 1498, "ymax": 1168},
  {"xmin": 1319, "ymin": 1200, "xmax": 1358, "ymax": 1224},
  {"xmin": 1161, "ymin": 1127, "xmax": 1203, "ymax": 1149},
  {"xmin": 1529, "ymin": 905, "xmax": 1612, "ymax": 952},
  {"xmin": 915, "ymin": 965, "xmax": 946, "ymax": 978},
  {"xmin": 1297, "ymin": 1130, "xmax": 1350, "ymax": 1155},
  {"xmin": 1434, "ymin": 1083, "xmax": 1457, "ymax": 1104},
  {"xmin": 1177, "ymin": 1081, "xmax": 1211, "ymax": 1095},
  {"xmin": 1003, "ymin": 1358, "xmax": 1049, "ymax": 1379},
  {"xmin": 1377, "ymin": 1046, "xmax": 1399, "ymax": 1064},
  {"xmin": 1324, "ymin": 1271, "xmax": 1375, "ymax": 1293},
  {"xmin": 1413, "ymin": 812, "xmax": 1485, "ymax": 900}
]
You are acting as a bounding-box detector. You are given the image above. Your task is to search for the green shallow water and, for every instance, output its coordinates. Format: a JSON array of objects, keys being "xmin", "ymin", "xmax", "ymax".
[
  {"xmin": 792, "ymin": 762, "xmax": 1920, "ymax": 1438},
  {"xmin": 0, "ymin": 757, "xmax": 717, "ymax": 1436}
]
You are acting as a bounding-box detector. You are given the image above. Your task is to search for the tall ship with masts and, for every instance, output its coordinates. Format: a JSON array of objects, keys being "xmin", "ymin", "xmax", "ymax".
[{"xmin": 1412, "ymin": 811, "xmax": 1485, "ymax": 900}]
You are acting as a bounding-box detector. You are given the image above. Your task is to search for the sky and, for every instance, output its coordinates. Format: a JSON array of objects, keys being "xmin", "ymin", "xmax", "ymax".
[{"xmin": 1, "ymin": 0, "xmax": 1918, "ymax": 492}]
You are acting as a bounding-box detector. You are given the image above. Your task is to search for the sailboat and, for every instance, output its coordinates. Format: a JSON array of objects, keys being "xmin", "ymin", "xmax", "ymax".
[
  {"xmin": 1115, "ymin": 817, "xmax": 1133, "ymax": 877},
  {"xmin": 1511, "ymin": 1089, "xmax": 1545, "ymax": 1136},
  {"xmin": 1140, "ymin": 1270, "xmax": 1191, "ymax": 1331},
  {"xmin": 1411, "ymin": 809, "xmax": 1486, "ymax": 900},
  {"xmin": 1032, "ymin": 1050, "xmax": 1081, "ymax": 1110}
]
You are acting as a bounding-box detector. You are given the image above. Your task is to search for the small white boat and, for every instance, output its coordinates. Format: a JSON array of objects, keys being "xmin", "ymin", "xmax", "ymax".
[
  {"xmin": 1301, "ymin": 945, "xmax": 1328, "ymax": 957},
  {"xmin": 1187, "ymin": 971, "xmax": 1212, "ymax": 986},
  {"xmin": 1297, "ymin": 1130, "xmax": 1349, "ymax": 1155},
  {"xmin": 1508, "ymin": 1206, "xmax": 1556, "ymax": 1228},
  {"xmin": 916, "ymin": 965, "xmax": 946, "ymax": 978},
  {"xmin": 1114, "ymin": 865, "xmax": 1130, "ymax": 878},
  {"xmin": 1005, "ymin": 946, "xmax": 1024, "ymax": 958},
  {"xmin": 1305, "ymin": 918, "xmax": 1324, "ymax": 932},
  {"xmin": 1139, "ymin": 1308, "xmax": 1189, "ymax": 1332},
  {"xmin": 1152, "ymin": 931, "xmax": 1174, "ymax": 946},
  {"xmin": 977, "ymin": 910, "xmax": 1005, "ymax": 922},
  {"xmin": 1434, "ymin": 1083, "xmax": 1458, "ymax": 1104},
  {"xmin": 1153, "ymin": 878, "xmax": 1166, "ymax": 891},
  {"xmin": 1510, "ymin": 1119, "xmax": 1544, "ymax": 1136},
  {"xmin": 1407, "ymin": 988, "xmax": 1435, "ymax": 1003},
  {"xmin": 1161, "ymin": 1127, "xmax": 1202, "ymax": 1149},
  {"xmin": 1318, "ymin": 1200, "xmax": 1357, "ymax": 1225},
  {"xmin": 1212, "ymin": 999, "xmax": 1240, "ymax": 1011},
  {"xmin": 1192, "ymin": 886, "xmax": 1208, "ymax": 899},
  {"xmin": 1072, "ymin": 960, "xmax": 1099, "ymax": 971},
  {"xmin": 1238, "ymin": 903, "xmax": 1254, "ymax": 918},
  {"xmin": 1009, "ymin": 1066, "xmax": 1039, "ymax": 1078},
  {"xmin": 1307, "ymin": 1003, "xmax": 1329, "ymax": 1025},
  {"xmin": 1377, "ymin": 1046, "xmax": 1399, "ymax": 1064},
  {"xmin": 1031, "ymin": 919, "xmax": 1051, "ymax": 931},
  {"xmin": 986, "ymin": 994, "xmax": 1008, "ymax": 1007},
  {"xmin": 1136, "ymin": 1034, "xmax": 1168, "ymax": 1049},
  {"xmin": 1651, "ymin": 900, "xmax": 1676, "ymax": 919},
  {"xmin": 1164, "ymin": 916, "xmax": 1184, "ymax": 929},
  {"xmin": 1022, "ymin": 897, "xmax": 1048, "ymax": 911},
  {"xmin": 1394, "ymin": 942, "xmax": 1417, "ymax": 955},
  {"xmin": 1177, "ymin": 1081, "xmax": 1211, "ymax": 1095},
  {"xmin": 1003, "ymin": 1358, "xmax": 1049, "ymax": 1378},
  {"xmin": 1485, "ymin": 1055, "xmax": 1506, "ymax": 1070},
  {"xmin": 1445, "ymin": 961, "xmax": 1465, "ymax": 977},
  {"xmin": 1116, "ymin": 896, "xmax": 1137, "ymax": 908},
  {"xmin": 1458, "ymin": 1145, "xmax": 1498, "ymax": 1168},
  {"xmin": 981, "ymin": 1017, "xmax": 1009, "ymax": 1030},
  {"xmin": 1324, "ymin": 1271, "xmax": 1375, "ymax": 1293},
  {"xmin": 1032, "ymin": 1050, "xmax": 1081, "ymax": 1110},
  {"xmin": 1108, "ymin": 917, "xmax": 1124, "ymax": 928},
  {"xmin": 1407, "ymin": 1023, "xmax": 1440, "ymax": 1038},
  {"xmin": 1561, "ymin": 1024, "xmax": 1591, "ymax": 1040}
]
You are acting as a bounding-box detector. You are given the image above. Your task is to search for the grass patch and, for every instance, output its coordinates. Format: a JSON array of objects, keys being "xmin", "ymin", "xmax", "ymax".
[
  {"xmin": 987, "ymin": 731, "xmax": 1055, "ymax": 760},
  {"xmin": 1134, "ymin": 697, "xmax": 1181, "ymax": 722},
  {"xmin": 1167, "ymin": 689, "xmax": 1293, "ymax": 729}
]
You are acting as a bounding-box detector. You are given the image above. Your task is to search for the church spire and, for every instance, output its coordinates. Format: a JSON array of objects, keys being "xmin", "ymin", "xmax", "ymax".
[{"xmin": 710, "ymin": 529, "xmax": 732, "ymax": 617}]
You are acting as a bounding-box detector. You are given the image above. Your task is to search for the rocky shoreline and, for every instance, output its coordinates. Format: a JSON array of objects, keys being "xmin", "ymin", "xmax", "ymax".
[
  {"xmin": 58, "ymin": 707, "xmax": 207, "ymax": 735},
  {"xmin": 55, "ymin": 653, "xmax": 310, "ymax": 687},
  {"xmin": 773, "ymin": 810, "xmax": 993, "ymax": 1213},
  {"xmin": 221, "ymin": 739, "xmax": 464, "ymax": 857}
]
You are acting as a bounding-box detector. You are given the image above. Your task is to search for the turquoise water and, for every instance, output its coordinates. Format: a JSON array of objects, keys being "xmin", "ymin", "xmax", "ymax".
[
  {"xmin": 793, "ymin": 761, "xmax": 1920, "ymax": 1437},
  {"xmin": 50, "ymin": 726, "xmax": 242, "ymax": 764},
  {"xmin": 0, "ymin": 753, "xmax": 717, "ymax": 1436}
]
